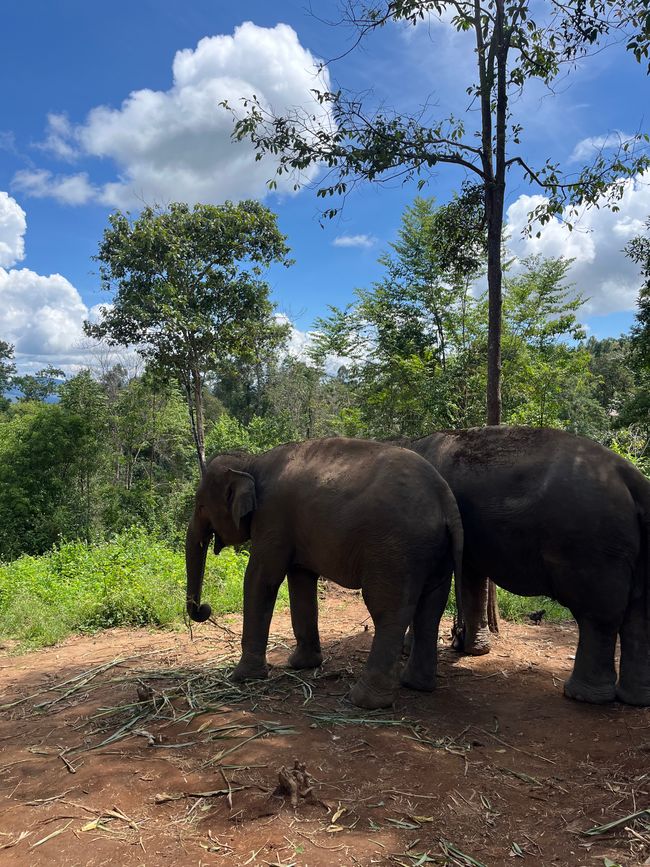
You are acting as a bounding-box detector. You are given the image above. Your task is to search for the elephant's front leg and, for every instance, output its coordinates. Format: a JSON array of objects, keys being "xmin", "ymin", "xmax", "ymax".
[
  {"xmin": 231, "ymin": 554, "xmax": 287, "ymax": 683},
  {"xmin": 287, "ymin": 567, "xmax": 323, "ymax": 670}
]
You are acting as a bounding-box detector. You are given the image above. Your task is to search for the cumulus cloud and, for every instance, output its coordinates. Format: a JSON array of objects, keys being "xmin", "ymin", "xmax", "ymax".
[
  {"xmin": 505, "ymin": 174, "xmax": 650, "ymax": 314},
  {"xmin": 0, "ymin": 263, "xmax": 142, "ymax": 374},
  {"xmin": 37, "ymin": 113, "xmax": 80, "ymax": 161},
  {"xmin": 13, "ymin": 169, "xmax": 97, "ymax": 205},
  {"xmin": 0, "ymin": 266, "xmax": 88, "ymax": 356},
  {"xmin": 332, "ymin": 234, "xmax": 376, "ymax": 249},
  {"xmin": 17, "ymin": 22, "xmax": 332, "ymax": 208},
  {"xmin": 0, "ymin": 190, "xmax": 96, "ymax": 372},
  {"xmin": 0, "ymin": 191, "xmax": 26, "ymax": 267},
  {"xmin": 569, "ymin": 131, "xmax": 637, "ymax": 163}
]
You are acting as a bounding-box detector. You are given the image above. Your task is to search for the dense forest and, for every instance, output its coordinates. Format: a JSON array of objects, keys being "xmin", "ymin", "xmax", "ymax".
[{"xmin": 1, "ymin": 197, "xmax": 648, "ymax": 645}]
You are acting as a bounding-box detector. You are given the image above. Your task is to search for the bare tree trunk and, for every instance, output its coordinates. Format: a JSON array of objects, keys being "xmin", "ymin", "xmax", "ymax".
[
  {"xmin": 485, "ymin": 190, "xmax": 503, "ymax": 427},
  {"xmin": 184, "ymin": 369, "xmax": 207, "ymax": 477},
  {"xmin": 192, "ymin": 368, "xmax": 206, "ymax": 476},
  {"xmin": 483, "ymin": 178, "xmax": 505, "ymax": 635},
  {"xmin": 464, "ymin": 0, "xmax": 507, "ymax": 643}
]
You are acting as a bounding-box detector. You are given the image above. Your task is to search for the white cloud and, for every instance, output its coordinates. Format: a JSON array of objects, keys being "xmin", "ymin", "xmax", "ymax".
[
  {"xmin": 37, "ymin": 113, "xmax": 79, "ymax": 161},
  {"xmin": 0, "ymin": 266, "xmax": 88, "ymax": 356},
  {"xmin": 276, "ymin": 313, "xmax": 349, "ymax": 376},
  {"xmin": 569, "ymin": 131, "xmax": 636, "ymax": 163},
  {"xmin": 18, "ymin": 22, "xmax": 332, "ymax": 209},
  {"xmin": 0, "ymin": 267, "xmax": 136, "ymax": 375},
  {"xmin": 332, "ymin": 234, "xmax": 376, "ymax": 249},
  {"xmin": 13, "ymin": 169, "xmax": 97, "ymax": 205},
  {"xmin": 0, "ymin": 190, "xmax": 99, "ymax": 372},
  {"xmin": 505, "ymin": 173, "xmax": 650, "ymax": 314},
  {"xmin": 0, "ymin": 191, "xmax": 26, "ymax": 267}
]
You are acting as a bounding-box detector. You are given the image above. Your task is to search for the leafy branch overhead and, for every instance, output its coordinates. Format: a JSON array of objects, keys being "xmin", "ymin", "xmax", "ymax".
[
  {"xmin": 224, "ymin": 0, "xmax": 648, "ymax": 435},
  {"xmin": 225, "ymin": 0, "xmax": 649, "ymax": 230}
]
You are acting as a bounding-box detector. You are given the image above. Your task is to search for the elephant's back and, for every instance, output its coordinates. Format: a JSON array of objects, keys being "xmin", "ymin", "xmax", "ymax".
[
  {"xmin": 258, "ymin": 437, "xmax": 452, "ymax": 571},
  {"xmin": 411, "ymin": 426, "xmax": 644, "ymax": 595}
]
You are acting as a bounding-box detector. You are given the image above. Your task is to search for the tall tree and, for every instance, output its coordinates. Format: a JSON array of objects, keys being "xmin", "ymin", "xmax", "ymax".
[
  {"xmin": 622, "ymin": 216, "xmax": 650, "ymax": 430},
  {"xmin": 313, "ymin": 192, "xmax": 488, "ymax": 435},
  {"xmin": 501, "ymin": 257, "xmax": 593, "ymax": 428},
  {"xmin": 85, "ymin": 201, "xmax": 291, "ymax": 473},
  {"xmin": 58, "ymin": 371, "xmax": 109, "ymax": 541},
  {"xmin": 0, "ymin": 341, "xmax": 16, "ymax": 410},
  {"xmin": 626, "ymin": 217, "xmax": 650, "ymax": 367},
  {"xmin": 226, "ymin": 0, "xmax": 648, "ymax": 425}
]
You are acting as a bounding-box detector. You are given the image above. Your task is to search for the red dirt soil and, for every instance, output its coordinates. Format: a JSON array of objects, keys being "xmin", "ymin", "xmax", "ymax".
[{"xmin": 0, "ymin": 589, "xmax": 649, "ymax": 867}]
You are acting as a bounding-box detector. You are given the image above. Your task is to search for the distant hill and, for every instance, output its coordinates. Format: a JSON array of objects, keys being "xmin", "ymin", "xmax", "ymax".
[{"xmin": 3, "ymin": 378, "xmax": 65, "ymax": 404}]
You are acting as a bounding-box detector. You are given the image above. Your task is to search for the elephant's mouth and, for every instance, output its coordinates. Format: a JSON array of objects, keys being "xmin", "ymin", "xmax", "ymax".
[{"xmin": 213, "ymin": 535, "xmax": 223, "ymax": 555}]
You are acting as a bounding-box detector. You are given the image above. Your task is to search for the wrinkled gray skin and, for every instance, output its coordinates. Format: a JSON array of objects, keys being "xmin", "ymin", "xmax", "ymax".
[
  {"xmin": 408, "ymin": 426, "xmax": 650, "ymax": 706},
  {"xmin": 186, "ymin": 437, "xmax": 463, "ymax": 709}
]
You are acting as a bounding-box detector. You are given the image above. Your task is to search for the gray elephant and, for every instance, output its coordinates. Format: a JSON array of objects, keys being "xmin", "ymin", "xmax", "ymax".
[
  {"xmin": 408, "ymin": 426, "xmax": 650, "ymax": 706},
  {"xmin": 186, "ymin": 437, "xmax": 463, "ymax": 709}
]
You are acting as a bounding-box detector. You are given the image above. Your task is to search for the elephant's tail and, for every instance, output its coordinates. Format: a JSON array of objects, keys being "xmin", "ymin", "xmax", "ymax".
[
  {"xmin": 621, "ymin": 461, "xmax": 650, "ymax": 633},
  {"xmin": 439, "ymin": 478, "xmax": 463, "ymax": 590},
  {"xmin": 638, "ymin": 480, "xmax": 650, "ymax": 636}
]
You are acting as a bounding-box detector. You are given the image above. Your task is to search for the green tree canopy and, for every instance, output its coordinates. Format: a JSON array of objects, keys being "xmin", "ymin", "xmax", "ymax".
[
  {"xmin": 501, "ymin": 257, "xmax": 598, "ymax": 431},
  {"xmin": 85, "ymin": 201, "xmax": 291, "ymax": 472},
  {"xmin": 313, "ymin": 193, "xmax": 489, "ymax": 435},
  {"xmin": 315, "ymin": 196, "xmax": 601, "ymax": 437},
  {"xmin": 13, "ymin": 365, "xmax": 65, "ymax": 402}
]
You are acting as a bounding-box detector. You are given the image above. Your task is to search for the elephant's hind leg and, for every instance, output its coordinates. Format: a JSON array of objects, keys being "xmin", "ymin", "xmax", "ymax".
[
  {"xmin": 287, "ymin": 567, "xmax": 323, "ymax": 670},
  {"xmin": 563, "ymin": 560, "xmax": 629, "ymax": 704},
  {"xmin": 617, "ymin": 588, "xmax": 650, "ymax": 706},
  {"xmin": 401, "ymin": 568, "xmax": 452, "ymax": 692},
  {"xmin": 564, "ymin": 618, "xmax": 618, "ymax": 704},
  {"xmin": 349, "ymin": 582, "xmax": 416, "ymax": 710}
]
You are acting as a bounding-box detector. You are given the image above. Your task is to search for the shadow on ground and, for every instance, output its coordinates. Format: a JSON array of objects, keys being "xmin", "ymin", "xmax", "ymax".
[{"xmin": 0, "ymin": 593, "xmax": 648, "ymax": 866}]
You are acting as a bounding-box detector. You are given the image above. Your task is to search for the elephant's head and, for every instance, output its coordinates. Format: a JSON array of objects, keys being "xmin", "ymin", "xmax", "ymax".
[{"xmin": 185, "ymin": 458, "xmax": 257, "ymax": 623}]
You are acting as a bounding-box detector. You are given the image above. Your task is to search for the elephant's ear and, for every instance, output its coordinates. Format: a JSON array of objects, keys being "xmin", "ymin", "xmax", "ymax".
[{"xmin": 225, "ymin": 469, "xmax": 257, "ymax": 528}]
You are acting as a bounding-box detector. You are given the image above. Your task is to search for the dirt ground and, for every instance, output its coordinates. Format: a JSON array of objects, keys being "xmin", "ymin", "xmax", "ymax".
[{"xmin": 0, "ymin": 589, "xmax": 649, "ymax": 867}]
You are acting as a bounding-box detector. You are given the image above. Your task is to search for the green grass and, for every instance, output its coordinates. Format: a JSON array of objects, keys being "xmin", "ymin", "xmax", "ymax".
[
  {"xmin": 0, "ymin": 527, "xmax": 288, "ymax": 648},
  {"xmin": 493, "ymin": 588, "xmax": 571, "ymax": 623},
  {"xmin": 443, "ymin": 580, "xmax": 572, "ymax": 624},
  {"xmin": 0, "ymin": 529, "xmax": 571, "ymax": 650}
]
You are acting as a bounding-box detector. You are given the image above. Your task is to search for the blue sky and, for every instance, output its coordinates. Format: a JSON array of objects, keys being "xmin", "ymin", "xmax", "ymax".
[{"xmin": 1, "ymin": 0, "xmax": 648, "ymax": 372}]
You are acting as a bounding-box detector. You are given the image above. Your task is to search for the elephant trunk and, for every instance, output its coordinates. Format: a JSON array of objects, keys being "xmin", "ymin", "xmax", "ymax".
[{"xmin": 185, "ymin": 515, "xmax": 213, "ymax": 623}]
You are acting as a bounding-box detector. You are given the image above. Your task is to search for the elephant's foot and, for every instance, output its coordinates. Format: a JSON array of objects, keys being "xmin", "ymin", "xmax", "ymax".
[
  {"xmin": 348, "ymin": 674, "xmax": 397, "ymax": 710},
  {"xmin": 454, "ymin": 624, "xmax": 491, "ymax": 656},
  {"xmin": 400, "ymin": 663, "xmax": 436, "ymax": 693},
  {"xmin": 231, "ymin": 656, "xmax": 269, "ymax": 683},
  {"xmin": 616, "ymin": 682, "xmax": 650, "ymax": 707},
  {"xmin": 563, "ymin": 675, "xmax": 615, "ymax": 704},
  {"xmin": 288, "ymin": 646, "xmax": 323, "ymax": 670}
]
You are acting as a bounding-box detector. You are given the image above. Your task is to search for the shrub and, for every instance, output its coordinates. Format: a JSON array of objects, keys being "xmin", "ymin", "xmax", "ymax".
[{"xmin": 0, "ymin": 527, "xmax": 287, "ymax": 648}]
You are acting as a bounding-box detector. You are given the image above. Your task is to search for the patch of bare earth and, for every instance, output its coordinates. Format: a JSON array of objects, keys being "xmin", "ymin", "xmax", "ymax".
[{"xmin": 0, "ymin": 589, "xmax": 649, "ymax": 867}]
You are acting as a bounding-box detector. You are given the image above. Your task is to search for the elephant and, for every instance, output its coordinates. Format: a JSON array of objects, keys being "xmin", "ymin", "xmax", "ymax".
[
  {"xmin": 407, "ymin": 426, "xmax": 650, "ymax": 706},
  {"xmin": 185, "ymin": 437, "xmax": 463, "ymax": 709}
]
